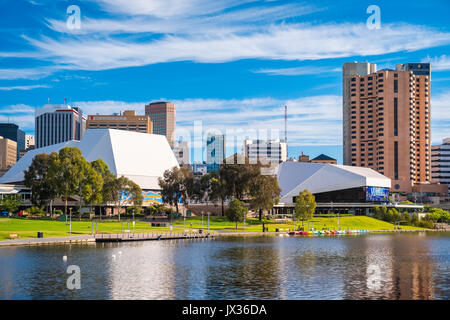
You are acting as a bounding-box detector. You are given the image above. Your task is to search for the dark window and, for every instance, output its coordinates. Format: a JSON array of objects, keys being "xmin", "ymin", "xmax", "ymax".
[
  {"xmin": 394, "ymin": 98, "xmax": 398, "ymax": 136},
  {"xmin": 394, "ymin": 141, "xmax": 399, "ymax": 179},
  {"xmin": 394, "ymin": 79, "xmax": 398, "ymax": 93}
]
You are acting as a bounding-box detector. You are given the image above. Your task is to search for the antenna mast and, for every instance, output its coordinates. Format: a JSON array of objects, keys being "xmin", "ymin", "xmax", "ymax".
[
  {"xmin": 284, "ymin": 105, "xmax": 287, "ymax": 144},
  {"xmin": 285, "ymin": 105, "xmax": 288, "ymax": 160}
]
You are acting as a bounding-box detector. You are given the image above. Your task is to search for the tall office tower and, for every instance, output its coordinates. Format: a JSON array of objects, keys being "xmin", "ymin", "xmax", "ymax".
[
  {"xmin": 343, "ymin": 62, "xmax": 377, "ymax": 166},
  {"xmin": 243, "ymin": 139, "xmax": 287, "ymax": 164},
  {"xmin": 35, "ymin": 104, "xmax": 86, "ymax": 149},
  {"xmin": 342, "ymin": 62, "xmax": 431, "ymax": 193},
  {"xmin": 0, "ymin": 136, "xmax": 17, "ymax": 171},
  {"xmin": 173, "ymin": 141, "xmax": 189, "ymax": 165},
  {"xmin": 206, "ymin": 134, "xmax": 225, "ymax": 172},
  {"xmin": 87, "ymin": 110, "xmax": 152, "ymax": 134},
  {"xmin": 0, "ymin": 123, "xmax": 25, "ymax": 160},
  {"xmin": 25, "ymin": 134, "xmax": 35, "ymax": 150},
  {"xmin": 145, "ymin": 101, "xmax": 176, "ymax": 148},
  {"xmin": 431, "ymin": 138, "xmax": 450, "ymax": 190}
]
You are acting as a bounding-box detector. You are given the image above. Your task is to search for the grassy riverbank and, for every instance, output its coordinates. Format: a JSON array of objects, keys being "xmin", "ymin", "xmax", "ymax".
[
  {"xmin": 172, "ymin": 216, "xmax": 425, "ymax": 232},
  {"xmin": 0, "ymin": 218, "xmax": 187, "ymax": 241},
  {"xmin": 0, "ymin": 215, "xmax": 426, "ymax": 241}
]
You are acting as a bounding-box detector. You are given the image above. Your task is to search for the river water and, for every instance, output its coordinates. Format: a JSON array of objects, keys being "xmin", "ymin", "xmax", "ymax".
[{"xmin": 0, "ymin": 232, "xmax": 449, "ymax": 300}]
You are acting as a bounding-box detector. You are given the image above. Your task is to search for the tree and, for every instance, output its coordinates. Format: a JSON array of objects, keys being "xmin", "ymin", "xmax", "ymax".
[
  {"xmin": 114, "ymin": 176, "xmax": 143, "ymax": 221},
  {"xmin": 249, "ymin": 175, "xmax": 281, "ymax": 220},
  {"xmin": 91, "ymin": 159, "xmax": 117, "ymax": 220},
  {"xmin": 226, "ymin": 199, "xmax": 248, "ymax": 229},
  {"xmin": 0, "ymin": 195, "xmax": 22, "ymax": 214},
  {"xmin": 294, "ymin": 189, "xmax": 316, "ymax": 226},
  {"xmin": 220, "ymin": 154, "xmax": 260, "ymax": 200},
  {"xmin": 24, "ymin": 153, "xmax": 56, "ymax": 210},
  {"xmin": 158, "ymin": 166, "xmax": 192, "ymax": 213},
  {"xmin": 74, "ymin": 157, "xmax": 103, "ymax": 220},
  {"xmin": 80, "ymin": 163, "xmax": 104, "ymax": 219},
  {"xmin": 208, "ymin": 171, "xmax": 231, "ymax": 216},
  {"xmin": 47, "ymin": 147, "xmax": 86, "ymax": 216}
]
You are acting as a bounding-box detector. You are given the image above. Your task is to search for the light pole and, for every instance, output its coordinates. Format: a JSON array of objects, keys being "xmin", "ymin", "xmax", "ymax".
[
  {"xmin": 69, "ymin": 207, "xmax": 72, "ymax": 236},
  {"xmin": 207, "ymin": 212, "xmax": 210, "ymax": 232},
  {"xmin": 201, "ymin": 211, "xmax": 204, "ymax": 231}
]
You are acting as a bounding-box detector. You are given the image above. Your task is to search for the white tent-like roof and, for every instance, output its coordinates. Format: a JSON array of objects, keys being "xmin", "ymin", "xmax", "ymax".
[
  {"xmin": 277, "ymin": 162, "xmax": 391, "ymax": 204},
  {"xmin": 0, "ymin": 129, "xmax": 179, "ymax": 190}
]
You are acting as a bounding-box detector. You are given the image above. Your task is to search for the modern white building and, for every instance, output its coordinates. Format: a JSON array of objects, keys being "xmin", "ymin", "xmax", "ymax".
[
  {"xmin": 431, "ymin": 138, "xmax": 450, "ymax": 191},
  {"xmin": 35, "ymin": 104, "xmax": 87, "ymax": 148},
  {"xmin": 243, "ymin": 139, "xmax": 287, "ymax": 164},
  {"xmin": 206, "ymin": 134, "xmax": 225, "ymax": 172},
  {"xmin": 270, "ymin": 162, "xmax": 397, "ymax": 215},
  {"xmin": 173, "ymin": 141, "xmax": 189, "ymax": 165},
  {"xmin": 0, "ymin": 129, "xmax": 179, "ymax": 192}
]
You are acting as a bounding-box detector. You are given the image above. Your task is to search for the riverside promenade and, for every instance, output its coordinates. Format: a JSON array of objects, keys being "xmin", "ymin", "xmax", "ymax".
[{"xmin": 0, "ymin": 234, "xmax": 95, "ymax": 247}]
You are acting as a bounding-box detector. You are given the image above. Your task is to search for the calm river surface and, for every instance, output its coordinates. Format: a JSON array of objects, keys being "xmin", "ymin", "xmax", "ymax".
[{"xmin": 0, "ymin": 233, "xmax": 449, "ymax": 300}]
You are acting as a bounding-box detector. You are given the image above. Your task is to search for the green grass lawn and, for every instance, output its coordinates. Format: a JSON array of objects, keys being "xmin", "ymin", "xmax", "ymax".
[
  {"xmin": 0, "ymin": 218, "xmax": 188, "ymax": 241},
  {"xmin": 0, "ymin": 215, "xmax": 426, "ymax": 241},
  {"xmin": 172, "ymin": 215, "xmax": 425, "ymax": 232}
]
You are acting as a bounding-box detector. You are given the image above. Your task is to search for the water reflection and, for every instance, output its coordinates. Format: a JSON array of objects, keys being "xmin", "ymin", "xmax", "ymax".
[{"xmin": 0, "ymin": 233, "xmax": 448, "ymax": 300}]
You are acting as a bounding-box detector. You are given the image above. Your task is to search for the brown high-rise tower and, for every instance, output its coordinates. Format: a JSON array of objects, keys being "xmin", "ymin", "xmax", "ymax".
[
  {"xmin": 343, "ymin": 62, "xmax": 432, "ymax": 193},
  {"xmin": 145, "ymin": 101, "xmax": 176, "ymax": 148}
]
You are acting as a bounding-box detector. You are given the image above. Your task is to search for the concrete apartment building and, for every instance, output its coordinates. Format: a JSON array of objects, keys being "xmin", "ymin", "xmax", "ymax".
[
  {"xmin": 431, "ymin": 138, "xmax": 450, "ymax": 191},
  {"xmin": 25, "ymin": 135, "xmax": 35, "ymax": 150},
  {"xmin": 173, "ymin": 141, "xmax": 189, "ymax": 165},
  {"xmin": 243, "ymin": 139, "xmax": 287, "ymax": 164},
  {"xmin": 35, "ymin": 104, "xmax": 86, "ymax": 148},
  {"xmin": 145, "ymin": 101, "xmax": 176, "ymax": 148},
  {"xmin": 0, "ymin": 123, "xmax": 25, "ymax": 160},
  {"xmin": 0, "ymin": 136, "xmax": 17, "ymax": 176},
  {"xmin": 87, "ymin": 110, "xmax": 152, "ymax": 134},
  {"xmin": 343, "ymin": 62, "xmax": 446, "ymax": 196}
]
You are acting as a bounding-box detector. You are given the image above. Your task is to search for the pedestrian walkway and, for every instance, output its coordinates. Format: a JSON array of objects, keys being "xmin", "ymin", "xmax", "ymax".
[{"xmin": 0, "ymin": 235, "xmax": 95, "ymax": 247}]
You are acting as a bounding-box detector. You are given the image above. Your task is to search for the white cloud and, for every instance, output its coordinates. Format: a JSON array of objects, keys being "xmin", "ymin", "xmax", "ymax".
[
  {"xmin": 90, "ymin": 0, "xmax": 254, "ymax": 18},
  {"xmin": 70, "ymin": 95, "xmax": 342, "ymax": 146},
  {"xmin": 423, "ymin": 55, "xmax": 450, "ymax": 71},
  {"xmin": 24, "ymin": 22, "xmax": 450, "ymax": 72},
  {"xmin": 431, "ymin": 91, "xmax": 450, "ymax": 144},
  {"xmin": 0, "ymin": 84, "xmax": 50, "ymax": 91},
  {"xmin": 253, "ymin": 65, "xmax": 340, "ymax": 76},
  {"xmin": 0, "ymin": 67, "xmax": 55, "ymax": 80}
]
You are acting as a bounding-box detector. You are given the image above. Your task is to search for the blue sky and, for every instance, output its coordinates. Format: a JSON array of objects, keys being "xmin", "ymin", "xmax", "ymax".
[{"xmin": 1, "ymin": 0, "xmax": 450, "ymax": 164}]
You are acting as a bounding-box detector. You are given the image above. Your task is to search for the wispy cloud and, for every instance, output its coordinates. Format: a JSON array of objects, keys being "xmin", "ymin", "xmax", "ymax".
[
  {"xmin": 423, "ymin": 55, "xmax": 450, "ymax": 71},
  {"xmin": 71, "ymin": 95, "xmax": 342, "ymax": 146},
  {"xmin": 253, "ymin": 65, "xmax": 340, "ymax": 76},
  {"xmin": 24, "ymin": 22, "xmax": 450, "ymax": 72},
  {"xmin": 0, "ymin": 84, "xmax": 50, "ymax": 91}
]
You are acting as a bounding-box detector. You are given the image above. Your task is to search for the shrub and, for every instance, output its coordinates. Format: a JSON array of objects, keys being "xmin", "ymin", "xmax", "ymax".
[
  {"xmin": 29, "ymin": 206, "xmax": 46, "ymax": 216},
  {"xmin": 264, "ymin": 214, "xmax": 273, "ymax": 220},
  {"xmin": 418, "ymin": 220, "xmax": 434, "ymax": 229},
  {"xmin": 54, "ymin": 209, "xmax": 63, "ymax": 216}
]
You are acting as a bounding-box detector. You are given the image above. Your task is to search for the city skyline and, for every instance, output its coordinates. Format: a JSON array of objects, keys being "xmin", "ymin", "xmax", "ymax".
[{"xmin": 1, "ymin": 1, "xmax": 450, "ymax": 164}]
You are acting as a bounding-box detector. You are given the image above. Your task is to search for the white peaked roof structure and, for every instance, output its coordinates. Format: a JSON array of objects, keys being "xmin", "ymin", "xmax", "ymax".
[
  {"xmin": 277, "ymin": 162, "xmax": 391, "ymax": 204},
  {"xmin": 0, "ymin": 129, "xmax": 179, "ymax": 190}
]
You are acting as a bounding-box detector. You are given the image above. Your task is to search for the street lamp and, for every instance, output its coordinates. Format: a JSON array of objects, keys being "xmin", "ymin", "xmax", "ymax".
[
  {"xmin": 201, "ymin": 211, "xmax": 204, "ymax": 231},
  {"xmin": 69, "ymin": 207, "xmax": 72, "ymax": 236},
  {"xmin": 207, "ymin": 212, "xmax": 210, "ymax": 232}
]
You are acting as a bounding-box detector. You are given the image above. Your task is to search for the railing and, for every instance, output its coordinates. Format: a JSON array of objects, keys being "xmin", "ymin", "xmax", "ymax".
[{"xmin": 94, "ymin": 231, "xmax": 217, "ymax": 241}]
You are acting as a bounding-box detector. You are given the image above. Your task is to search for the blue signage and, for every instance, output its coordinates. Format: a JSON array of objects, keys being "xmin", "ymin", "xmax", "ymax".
[{"xmin": 366, "ymin": 186, "xmax": 389, "ymax": 202}]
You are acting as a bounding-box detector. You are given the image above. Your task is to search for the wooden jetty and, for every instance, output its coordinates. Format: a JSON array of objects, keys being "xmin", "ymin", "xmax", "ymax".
[{"xmin": 95, "ymin": 231, "xmax": 216, "ymax": 243}]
